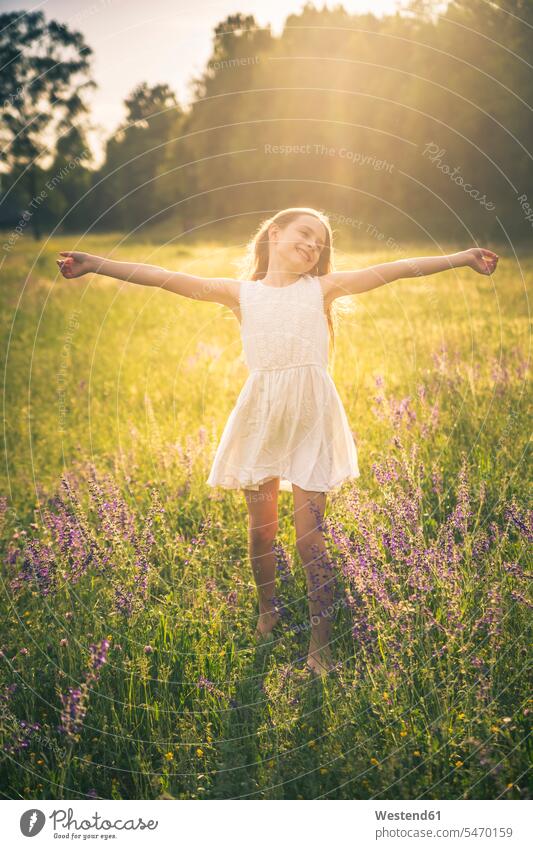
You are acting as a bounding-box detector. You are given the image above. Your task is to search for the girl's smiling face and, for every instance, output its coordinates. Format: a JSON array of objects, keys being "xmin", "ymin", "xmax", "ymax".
[{"xmin": 270, "ymin": 214, "xmax": 328, "ymax": 273}]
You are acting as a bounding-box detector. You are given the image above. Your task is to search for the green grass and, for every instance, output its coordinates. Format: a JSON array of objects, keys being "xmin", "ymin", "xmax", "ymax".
[{"xmin": 0, "ymin": 236, "xmax": 531, "ymax": 800}]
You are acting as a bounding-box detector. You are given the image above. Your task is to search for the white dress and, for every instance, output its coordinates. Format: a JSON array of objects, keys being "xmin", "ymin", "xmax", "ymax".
[{"xmin": 206, "ymin": 273, "xmax": 360, "ymax": 493}]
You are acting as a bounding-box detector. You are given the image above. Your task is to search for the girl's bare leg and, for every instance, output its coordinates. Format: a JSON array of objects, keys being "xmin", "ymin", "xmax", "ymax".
[
  {"xmin": 243, "ymin": 477, "xmax": 281, "ymax": 637},
  {"xmin": 292, "ymin": 484, "xmax": 336, "ymax": 674}
]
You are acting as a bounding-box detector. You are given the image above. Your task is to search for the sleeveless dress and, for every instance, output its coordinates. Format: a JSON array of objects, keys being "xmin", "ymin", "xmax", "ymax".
[{"xmin": 206, "ymin": 273, "xmax": 360, "ymax": 493}]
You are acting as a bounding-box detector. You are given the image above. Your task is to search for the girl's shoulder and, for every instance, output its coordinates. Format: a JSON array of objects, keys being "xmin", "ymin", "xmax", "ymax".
[{"xmin": 237, "ymin": 278, "xmax": 250, "ymax": 294}]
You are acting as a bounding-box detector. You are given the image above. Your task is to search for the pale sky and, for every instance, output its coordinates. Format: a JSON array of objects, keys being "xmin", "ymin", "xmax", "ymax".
[{"xmin": 2, "ymin": 0, "xmax": 414, "ymax": 166}]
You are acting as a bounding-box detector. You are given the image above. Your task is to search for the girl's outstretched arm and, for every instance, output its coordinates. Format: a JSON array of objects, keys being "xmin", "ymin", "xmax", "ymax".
[
  {"xmin": 321, "ymin": 248, "xmax": 499, "ymax": 303},
  {"xmin": 56, "ymin": 251, "xmax": 239, "ymax": 308}
]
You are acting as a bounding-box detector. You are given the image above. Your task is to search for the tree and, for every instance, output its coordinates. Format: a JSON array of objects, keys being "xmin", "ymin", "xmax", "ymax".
[
  {"xmin": 0, "ymin": 10, "xmax": 95, "ymax": 239},
  {"xmin": 94, "ymin": 83, "xmax": 184, "ymax": 232}
]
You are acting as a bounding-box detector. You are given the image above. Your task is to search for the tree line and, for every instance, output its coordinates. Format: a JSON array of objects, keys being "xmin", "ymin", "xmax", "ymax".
[{"xmin": 1, "ymin": 1, "xmax": 531, "ymax": 245}]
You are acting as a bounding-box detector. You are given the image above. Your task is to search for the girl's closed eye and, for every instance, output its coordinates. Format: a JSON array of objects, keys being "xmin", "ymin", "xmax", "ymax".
[{"xmin": 300, "ymin": 227, "xmax": 320, "ymax": 252}]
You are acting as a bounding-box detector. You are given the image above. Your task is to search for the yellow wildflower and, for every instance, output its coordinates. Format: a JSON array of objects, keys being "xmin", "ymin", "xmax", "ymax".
[
  {"xmin": 457, "ymin": 713, "xmax": 466, "ymax": 720},
  {"xmin": 370, "ymin": 757, "xmax": 379, "ymax": 765},
  {"xmin": 413, "ymin": 750, "xmax": 421, "ymax": 756},
  {"xmin": 164, "ymin": 752, "xmax": 174, "ymax": 761},
  {"xmin": 196, "ymin": 748, "xmax": 204, "ymax": 758},
  {"xmin": 400, "ymin": 730, "xmax": 407, "ymax": 737},
  {"xmin": 36, "ymin": 759, "xmax": 44, "ymax": 765},
  {"xmin": 490, "ymin": 725, "xmax": 499, "ymax": 733},
  {"xmin": 455, "ymin": 760, "xmax": 464, "ymax": 768}
]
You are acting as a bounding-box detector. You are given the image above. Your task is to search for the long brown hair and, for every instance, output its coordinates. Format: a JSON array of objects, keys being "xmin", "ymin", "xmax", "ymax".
[{"xmin": 236, "ymin": 207, "xmax": 340, "ymax": 355}]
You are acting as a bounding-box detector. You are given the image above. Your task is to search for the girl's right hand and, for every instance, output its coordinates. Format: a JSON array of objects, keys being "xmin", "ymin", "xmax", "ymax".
[
  {"xmin": 464, "ymin": 248, "xmax": 499, "ymax": 276},
  {"xmin": 56, "ymin": 251, "xmax": 94, "ymax": 278}
]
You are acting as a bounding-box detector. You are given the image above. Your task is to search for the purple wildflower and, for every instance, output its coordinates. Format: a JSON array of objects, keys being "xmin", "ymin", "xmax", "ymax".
[
  {"xmin": 449, "ymin": 455, "xmax": 471, "ymax": 535},
  {"xmin": 505, "ymin": 499, "xmax": 533, "ymax": 543},
  {"xmin": 58, "ymin": 638, "xmax": 111, "ymax": 740},
  {"xmin": 89, "ymin": 639, "xmax": 110, "ymax": 671},
  {"xmin": 10, "ymin": 539, "xmax": 56, "ymax": 596},
  {"xmin": 225, "ymin": 589, "xmax": 238, "ymax": 606},
  {"xmin": 198, "ymin": 675, "xmax": 225, "ymax": 698},
  {"xmin": 59, "ymin": 687, "xmax": 86, "ymax": 738},
  {"xmin": 273, "ymin": 542, "xmax": 292, "ymax": 582}
]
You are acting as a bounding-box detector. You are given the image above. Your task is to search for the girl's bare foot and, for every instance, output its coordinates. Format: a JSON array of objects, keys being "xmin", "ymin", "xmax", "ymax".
[{"xmin": 255, "ymin": 606, "xmax": 281, "ymax": 639}]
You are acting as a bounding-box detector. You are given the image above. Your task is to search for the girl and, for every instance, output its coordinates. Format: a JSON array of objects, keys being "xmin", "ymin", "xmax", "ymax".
[{"xmin": 57, "ymin": 207, "xmax": 499, "ymax": 675}]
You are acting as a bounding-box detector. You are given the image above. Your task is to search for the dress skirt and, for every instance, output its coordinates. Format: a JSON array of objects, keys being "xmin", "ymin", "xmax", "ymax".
[{"xmin": 206, "ymin": 363, "xmax": 359, "ymax": 493}]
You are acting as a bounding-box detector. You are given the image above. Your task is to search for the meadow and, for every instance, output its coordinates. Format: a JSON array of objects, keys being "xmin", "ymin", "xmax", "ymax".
[{"xmin": 0, "ymin": 235, "xmax": 531, "ymax": 800}]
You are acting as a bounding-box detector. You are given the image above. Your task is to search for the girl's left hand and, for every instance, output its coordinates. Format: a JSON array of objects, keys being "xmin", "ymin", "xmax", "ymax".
[{"xmin": 465, "ymin": 248, "xmax": 499, "ymax": 275}]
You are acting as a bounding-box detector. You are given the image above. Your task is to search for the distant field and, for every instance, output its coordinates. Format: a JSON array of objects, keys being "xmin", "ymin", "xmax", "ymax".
[{"xmin": 0, "ymin": 236, "xmax": 531, "ymax": 800}]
